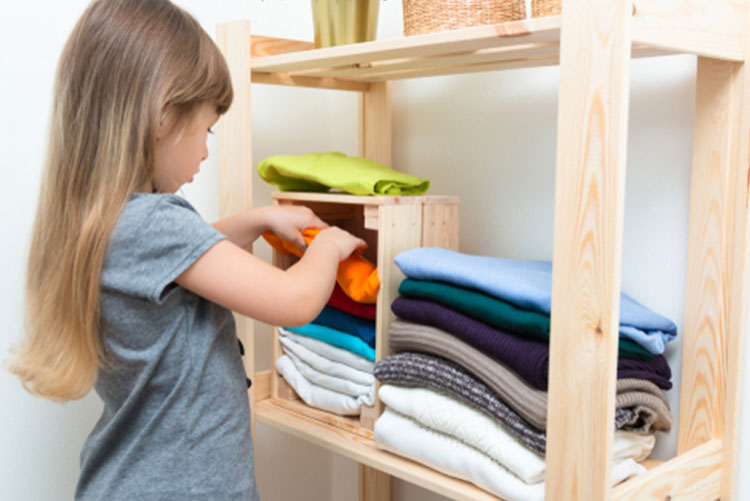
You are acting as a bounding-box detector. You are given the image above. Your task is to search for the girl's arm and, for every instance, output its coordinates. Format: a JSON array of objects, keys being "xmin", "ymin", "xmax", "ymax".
[
  {"xmin": 175, "ymin": 226, "xmax": 366, "ymax": 327},
  {"xmin": 212, "ymin": 205, "xmax": 328, "ymax": 249}
]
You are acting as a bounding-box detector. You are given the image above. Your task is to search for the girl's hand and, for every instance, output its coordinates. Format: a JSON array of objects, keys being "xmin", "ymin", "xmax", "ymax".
[
  {"xmin": 263, "ymin": 205, "xmax": 328, "ymax": 249},
  {"xmin": 311, "ymin": 226, "xmax": 367, "ymax": 261}
]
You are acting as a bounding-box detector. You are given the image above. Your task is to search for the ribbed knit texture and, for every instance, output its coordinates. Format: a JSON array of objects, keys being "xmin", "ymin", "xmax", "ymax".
[
  {"xmin": 374, "ymin": 352, "xmax": 651, "ymax": 455},
  {"xmin": 374, "ymin": 352, "xmax": 547, "ymax": 454},
  {"xmin": 392, "ymin": 297, "xmax": 672, "ymax": 391},
  {"xmin": 388, "ymin": 320, "xmax": 672, "ymax": 432}
]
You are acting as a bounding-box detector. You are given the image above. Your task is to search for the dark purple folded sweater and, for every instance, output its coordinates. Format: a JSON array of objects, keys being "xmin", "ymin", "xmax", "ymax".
[{"xmin": 391, "ymin": 296, "xmax": 672, "ymax": 391}]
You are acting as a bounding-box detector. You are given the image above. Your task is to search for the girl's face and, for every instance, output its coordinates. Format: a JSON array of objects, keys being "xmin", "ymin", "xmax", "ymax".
[{"xmin": 153, "ymin": 103, "xmax": 219, "ymax": 193}]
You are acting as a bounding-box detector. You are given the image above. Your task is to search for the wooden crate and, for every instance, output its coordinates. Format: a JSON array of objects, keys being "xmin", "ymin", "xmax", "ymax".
[{"xmin": 268, "ymin": 192, "xmax": 459, "ymax": 435}]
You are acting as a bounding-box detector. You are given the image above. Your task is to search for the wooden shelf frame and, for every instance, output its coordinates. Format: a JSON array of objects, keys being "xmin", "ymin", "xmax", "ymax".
[
  {"xmin": 216, "ymin": 0, "xmax": 750, "ymax": 499},
  {"xmin": 267, "ymin": 192, "xmax": 459, "ymax": 433},
  {"xmin": 248, "ymin": 1, "xmax": 747, "ymax": 87}
]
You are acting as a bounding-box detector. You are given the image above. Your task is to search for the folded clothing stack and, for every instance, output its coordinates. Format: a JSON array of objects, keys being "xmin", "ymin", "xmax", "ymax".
[
  {"xmin": 372, "ymin": 247, "xmax": 676, "ymax": 499},
  {"xmin": 276, "ymin": 286, "xmax": 378, "ymax": 416},
  {"xmin": 276, "ymin": 328, "xmax": 374, "ymax": 416}
]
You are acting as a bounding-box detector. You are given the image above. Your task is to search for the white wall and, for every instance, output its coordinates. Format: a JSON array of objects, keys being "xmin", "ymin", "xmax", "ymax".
[{"xmin": 1, "ymin": 1, "xmax": 748, "ymax": 500}]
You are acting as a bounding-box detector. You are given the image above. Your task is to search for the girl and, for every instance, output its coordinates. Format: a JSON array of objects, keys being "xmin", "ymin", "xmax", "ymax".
[{"xmin": 8, "ymin": 0, "xmax": 365, "ymax": 499}]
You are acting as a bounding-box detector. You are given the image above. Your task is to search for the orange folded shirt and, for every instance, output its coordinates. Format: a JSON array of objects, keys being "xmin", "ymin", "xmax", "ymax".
[{"xmin": 262, "ymin": 228, "xmax": 380, "ymax": 304}]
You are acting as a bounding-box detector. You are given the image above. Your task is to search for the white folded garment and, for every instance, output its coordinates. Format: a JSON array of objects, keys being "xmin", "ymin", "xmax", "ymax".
[
  {"xmin": 279, "ymin": 327, "xmax": 375, "ymax": 373},
  {"xmin": 275, "ymin": 355, "xmax": 372, "ymax": 416},
  {"xmin": 279, "ymin": 331, "xmax": 375, "ymax": 386},
  {"xmin": 374, "ymin": 409, "xmax": 646, "ymax": 501},
  {"xmin": 283, "ymin": 347, "xmax": 374, "ymax": 401},
  {"xmin": 379, "ymin": 385, "xmax": 655, "ymax": 484}
]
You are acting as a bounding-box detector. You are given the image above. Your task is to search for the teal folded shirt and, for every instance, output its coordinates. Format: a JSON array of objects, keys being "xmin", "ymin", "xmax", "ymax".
[
  {"xmin": 285, "ymin": 322, "xmax": 376, "ymax": 361},
  {"xmin": 258, "ymin": 152, "xmax": 430, "ymax": 196}
]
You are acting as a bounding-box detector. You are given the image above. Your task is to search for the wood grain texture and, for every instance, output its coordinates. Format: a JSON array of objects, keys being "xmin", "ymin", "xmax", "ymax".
[
  {"xmin": 250, "ymin": 16, "xmax": 563, "ymax": 74},
  {"xmin": 720, "ymin": 39, "xmax": 750, "ymax": 500},
  {"xmin": 291, "ymin": 42, "xmax": 561, "ymax": 79},
  {"xmin": 272, "ymin": 191, "xmax": 424, "ymax": 206},
  {"xmin": 269, "ymin": 397, "xmax": 372, "ymax": 439},
  {"xmin": 246, "ymin": 19, "xmax": 687, "ymax": 83},
  {"xmin": 251, "ymin": 71, "xmax": 369, "ymax": 92},
  {"xmin": 545, "ymin": 0, "xmax": 632, "ymax": 499},
  {"xmin": 613, "ymin": 440, "xmax": 722, "ymax": 500},
  {"xmin": 359, "ymin": 463, "xmax": 392, "ymax": 501},
  {"xmin": 216, "ymin": 20, "xmax": 255, "ymax": 435},
  {"xmin": 374, "ymin": 204, "xmax": 422, "ymax": 415},
  {"xmin": 359, "ymin": 82, "xmax": 392, "ymax": 165},
  {"xmin": 254, "ymin": 370, "xmax": 271, "ymax": 401},
  {"xmin": 250, "ymin": 34, "xmax": 314, "ymax": 58},
  {"xmin": 253, "ymin": 46, "xmax": 671, "ymax": 83},
  {"xmin": 421, "ymin": 198, "xmax": 460, "ymax": 250},
  {"xmin": 678, "ymin": 58, "xmax": 739, "ymax": 455},
  {"xmin": 632, "ymin": 0, "xmax": 747, "ymax": 61}
]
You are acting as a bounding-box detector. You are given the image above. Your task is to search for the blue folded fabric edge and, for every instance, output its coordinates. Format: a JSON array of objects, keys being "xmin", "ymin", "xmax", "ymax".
[
  {"xmin": 314, "ymin": 305, "xmax": 376, "ymax": 348},
  {"xmin": 284, "ymin": 322, "xmax": 376, "ymax": 362},
  {"xmin": 394, "ymin": 247, "xmax": 677, "ymax": 355}
]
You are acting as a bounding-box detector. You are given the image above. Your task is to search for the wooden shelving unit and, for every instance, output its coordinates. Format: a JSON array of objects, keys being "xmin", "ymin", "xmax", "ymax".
[{"xmin": 216, "ymin": 1, "xmax": 750, "ymax": 499}]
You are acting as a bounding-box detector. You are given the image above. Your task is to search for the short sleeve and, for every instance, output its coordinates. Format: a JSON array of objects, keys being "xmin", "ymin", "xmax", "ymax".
[{"xmin": 102, "ymin": 194, "xmax": 226, "ymax": 303}]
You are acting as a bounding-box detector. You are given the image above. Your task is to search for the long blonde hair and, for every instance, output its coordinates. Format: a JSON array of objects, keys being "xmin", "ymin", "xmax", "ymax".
[{"xmin": 9, "ymin": 0, "xmax": 233, "ymax": 401}]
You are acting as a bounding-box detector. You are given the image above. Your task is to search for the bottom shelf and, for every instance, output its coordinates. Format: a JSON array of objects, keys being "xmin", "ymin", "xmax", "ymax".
[
  {"xmin": 255, "ymin": 397, "xmax": 501, "ymax": 501},
  {"xmin": 253, "ymin": 389, "xmax": 663, "ymax": 501}
]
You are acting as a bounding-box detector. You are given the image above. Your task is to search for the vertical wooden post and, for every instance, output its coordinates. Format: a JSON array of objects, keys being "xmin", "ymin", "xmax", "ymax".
[
  {"xmin": 216, "ymin": 20, "xmax": 255, "ymax": 435},
  {"xmin": 678, "ymin": 54, "xmax": 750, "ymax": 499},
  {"xmin": 359, "ymin": 82, "xmax": 392, "ymax": 165},
  {"xmin": 678, "ymin": 58, "xmax": 737, "ymax": 454},
  {"xmin": 374, "ymin": 202, "xmax": 422, "ymax": 413},
  {"xmin": 359, "ymin": 80, "xmax": 393, "ymax": 501},
  {"xmin": 720, "ymin": 41, "xmax": 750, "ymax": 499},
  {"xmin": 546, "ymin": 0, "xmax": 632, "ymax": 499},
  {"xmin": 358, "ymin": 464, "xmax": 392, "ymax": 501}
]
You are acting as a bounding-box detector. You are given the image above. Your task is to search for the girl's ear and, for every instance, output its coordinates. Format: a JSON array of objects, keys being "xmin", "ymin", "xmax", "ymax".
[{"xmin": 156, "ymin": 106, "xmax": 176, "ymax": 140}]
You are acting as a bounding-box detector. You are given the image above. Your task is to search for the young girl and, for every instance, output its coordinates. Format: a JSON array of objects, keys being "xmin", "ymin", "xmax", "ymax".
[{"xmin": 9, "ymin": 0, "xmax": 365, "ymax": 499}]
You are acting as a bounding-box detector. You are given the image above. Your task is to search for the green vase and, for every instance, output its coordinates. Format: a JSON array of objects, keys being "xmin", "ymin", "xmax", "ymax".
[{"xmin": 312, "ymin": 0, "xmax": 380, "ymax": 48}]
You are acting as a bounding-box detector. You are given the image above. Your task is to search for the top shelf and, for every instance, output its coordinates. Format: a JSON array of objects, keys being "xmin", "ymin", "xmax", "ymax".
[{"xmin": 250, "ymin": 2, "xmax": 747, "ymax": 88}]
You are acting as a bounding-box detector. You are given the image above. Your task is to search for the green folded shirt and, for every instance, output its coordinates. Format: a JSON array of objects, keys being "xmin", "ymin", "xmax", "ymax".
[
  {"xmin": 258, "ymin": 152, "xmax": 430, "ymax": 196},
  {"xmin": 398, "ymin": 279, "xmax": 653, "ymax": 361}
]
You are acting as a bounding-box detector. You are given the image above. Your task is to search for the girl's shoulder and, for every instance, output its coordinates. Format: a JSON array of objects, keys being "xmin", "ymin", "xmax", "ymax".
[
  {"xmin": 125, "ymin": 192, "xmax": 198, "ymax": 216},
  {"xmin": 105, "ymin": 193, "xmax": 224, "ymax": 302},
  {"xmin": 117, "ymin": 193, "xmax": 203, "ymax": 234}
]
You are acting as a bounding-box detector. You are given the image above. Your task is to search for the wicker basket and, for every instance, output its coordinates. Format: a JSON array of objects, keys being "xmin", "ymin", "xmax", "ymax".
[
  {"xmin": 532, "ymin": 0, "xmax": 561, "ymax": 18},
  {"xmin": 403, "ymin": 0, "xmax": 526, "ymax": 37}
]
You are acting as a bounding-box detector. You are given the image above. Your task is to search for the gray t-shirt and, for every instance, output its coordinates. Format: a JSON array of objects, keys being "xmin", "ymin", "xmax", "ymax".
[{"xmin": 75, "ymin": 193, "xmax": 259, "ymax": 501}]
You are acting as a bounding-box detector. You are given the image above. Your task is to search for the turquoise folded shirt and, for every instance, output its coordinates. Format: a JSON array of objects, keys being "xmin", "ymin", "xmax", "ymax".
[
  {"xmin": 285, "ymin": 322, "xmax": 376, "ymax": 361},
  {"xmin": 258, "ymin": 152, "xmax": 430, "ymax": 196}
]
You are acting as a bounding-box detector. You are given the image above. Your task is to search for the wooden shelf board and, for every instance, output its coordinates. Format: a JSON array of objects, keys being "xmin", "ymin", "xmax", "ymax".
[
  {"xmin": 255, "ymin": 396, "xmax": 665, "ymax": 501},
  {"xmin": 255, "ymin": 397, "xmax": 505, "ymax": 501},
  {"xmin": 271, "ymin": 191, "xmax": 458, "ymax": 206},
  {"xmin": 252, "ymin": 17, "xmax": 562, "ymax": 75},
  {"xmin": 250, "ymin": 8, "xmax": 746, "ymax": 84}
]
